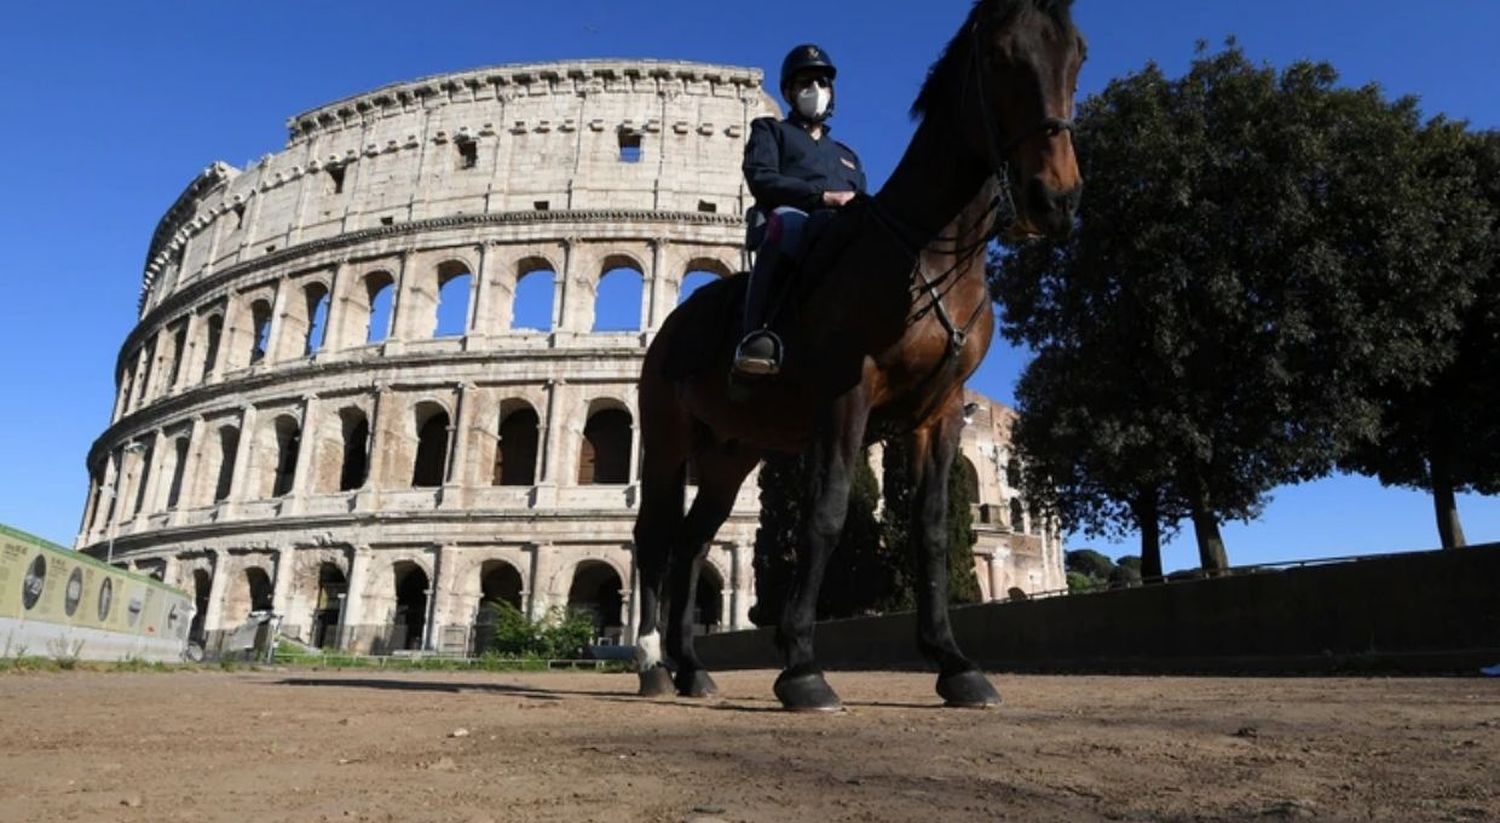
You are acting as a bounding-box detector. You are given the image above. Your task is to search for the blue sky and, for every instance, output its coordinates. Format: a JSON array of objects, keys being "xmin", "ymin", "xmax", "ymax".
[{"xmin": 1, "ymin": 1, "xmax": 1496, "ymax": 568}]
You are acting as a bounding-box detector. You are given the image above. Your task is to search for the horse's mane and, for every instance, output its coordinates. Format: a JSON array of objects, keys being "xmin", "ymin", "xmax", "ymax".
[{"xmin": 909, "ymin": 0, "xmax": 1076, "ymax": 121}]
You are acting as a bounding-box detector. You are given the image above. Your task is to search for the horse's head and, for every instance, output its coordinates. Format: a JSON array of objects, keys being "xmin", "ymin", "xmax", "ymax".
[{"xmin": 920, "ymin": 0, "xmax": 1085, "ymax": 241}]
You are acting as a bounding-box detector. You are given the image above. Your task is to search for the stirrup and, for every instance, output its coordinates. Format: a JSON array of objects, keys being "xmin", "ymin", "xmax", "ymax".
[{"xmin": 733, "ymin": 330, "xmax": 783, "ymax": 377}]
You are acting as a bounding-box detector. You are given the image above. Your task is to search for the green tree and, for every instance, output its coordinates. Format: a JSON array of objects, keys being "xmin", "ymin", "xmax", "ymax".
[
  {"xmin": 750, "ymin": 453, "xmax": 802, "ymax": 627},
  {"xmin": 1338, "ymin": 128, "xmax": 1500, "ymax": 547},
  {"xmin": 946, "ymin": 452, "xmax": 983, "ymax": 606},
  {"xmin": 881, "ymin": 439, "xmax": 982, "ymax": 610},
  {"xmin": 996, "ymin": 43, "xmax": 1478, "ymax": 570}
]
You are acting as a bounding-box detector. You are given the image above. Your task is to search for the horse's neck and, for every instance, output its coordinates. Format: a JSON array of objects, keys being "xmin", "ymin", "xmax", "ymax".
[{"xmin": 874, "ymin": 109, "xmax": 989, "ymax": 247}]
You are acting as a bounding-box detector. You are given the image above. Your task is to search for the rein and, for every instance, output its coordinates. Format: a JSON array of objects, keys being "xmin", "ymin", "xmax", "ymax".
[{"xmin": 864, "ymin": 18, "xmax": 1075, "ymax": 357}]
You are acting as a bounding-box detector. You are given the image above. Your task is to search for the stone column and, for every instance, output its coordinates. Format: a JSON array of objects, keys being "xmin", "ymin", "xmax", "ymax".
[
  {"xmin": 340, "ymin": 545, "xmax": 372, "ymax": 651},
  {"xmin": 526, "ymin": 543, "xmax": 555, "ymax": 621},
  {"xmin": 285, "ymin": 394, "xmax": 320, "ymax": 515},
  {"xmin": 265, "ymin": 278, "xmax": 292, "ymax": 364},
  {"xmin": 470, "ymin": 243, "xmax": 496, "ymax": 340},
  {"xmin": 225, "ymin": 405, "xmax": 259, "ymax": 513},
  {"xmin": 988, "ymin": 547, "xmax": 1009, "ymax": 602},
  {"xmin": 319, "ymin": 260, "xmax": 347, "ymax": 355},
  {"xmin": 171, "ymin": 416, "xmax": 208, "ymax": 525},
  {"xmin": 203, "ymin": 550, "xmax": 231, "ymax": 633},
  {"xmin": 533, "ymin": 379, "xmax": 565, "ymax": 506},
  {"xmin": 382, "ymin": 251, "xmax": 411, "ymax": 354},
  {"xmin": 730, "ymin": 541, "xmax": 754, "ymax": 630},
  {"xmin": 644, "ymin": 237, "xmax": 667, "ymax": 332},
  {"xmin": 426, "ymin": 544, "xmax": 457, "ymax": 651},
  {"xmin": 271, "ymin": 546, "xmax": 296, "ymax": 616},
  {"xmin": 441, "ymin": 383, "xmax": 477, "ymax": 509},
  {"xmin": 173, "ymin": 311, "xmax": 201, "ymax": 393},
  {"xmin": 137, "ymin": 429, "xmax": 168, "ymax": 517},
  {"xmin": 357, "ymin": 384, "xmax": 395, "ymax": 508},
  {"xmin": 553, "ymin": 236, "xmax": 578, "ymax": 333},
  {"xmin": 162, "ymin": 554, "xmax": 182, "ymax": 591}
]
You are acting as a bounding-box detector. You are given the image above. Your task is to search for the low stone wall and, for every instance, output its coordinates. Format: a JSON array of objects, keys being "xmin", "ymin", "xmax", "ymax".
[{"xmin": 695, "ymin": 543, "xmax": 1500, "ymax": 675}]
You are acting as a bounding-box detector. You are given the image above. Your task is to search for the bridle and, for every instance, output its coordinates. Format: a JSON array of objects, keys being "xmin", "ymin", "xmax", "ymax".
[{"xmin": 865, "ymin": 17, "xmax": 1076, "ymax": 355}]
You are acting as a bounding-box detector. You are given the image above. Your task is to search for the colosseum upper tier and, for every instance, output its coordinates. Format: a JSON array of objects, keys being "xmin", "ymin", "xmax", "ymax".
[{"xmin": 76, "ymin": 59, "xmax": 1063, "ymax": 654}]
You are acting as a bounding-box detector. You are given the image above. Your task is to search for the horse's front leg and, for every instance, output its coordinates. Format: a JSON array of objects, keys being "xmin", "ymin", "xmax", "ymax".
[
  {"xmin": 908, "ymin": 407, "xmax": 1002, "ymax": 708},
  {"xmin": 774, "ymin": 388, "xmax": 870, "ymax": 712}
]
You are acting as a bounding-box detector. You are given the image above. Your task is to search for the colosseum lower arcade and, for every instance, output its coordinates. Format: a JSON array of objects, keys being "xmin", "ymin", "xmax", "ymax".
[{"xmin": 75, "ymin": 60, "xmax": 1064, "ymax": 654}]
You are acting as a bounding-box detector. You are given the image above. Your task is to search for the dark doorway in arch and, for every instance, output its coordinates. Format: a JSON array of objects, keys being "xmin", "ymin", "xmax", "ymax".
[
  {"xmin": 567, "ymin": 561, "xmax": 624, "ymax": 644},
  {"xmin": 272, "ymin": 417, "xmax": 301, "ymax": 497},
  {"xmin": 214, "ymin": 427, "xmax": 238, "ymax": 503},
  {"xmin": 472, "ymin": 561, "xmax": 525, "ymax": 655},
  {"xmin": 493, "ymin": 407, "xmax": 539, "ymax": 486},
  {"xmin": 392, "ymin": 562, "xmax": 429, "ymax": 651},
  {"xmin": 339, "ymin": 412, "xmax": 370, "ymax": 492},
  {"xmin": 411, "ymin": 409, "xmax": 450, "ymax": 488},
  {"xmin": 190, "ymin": 570, "xmax": 211, "ymax": 643},
  {"xmin": 1009, "ymin": 498, "xmax": 1025, "ymax": 532},
  {"xmin": 313, "ymin": 563, "xmax": 347, "ymax": 649},
  {"xmin": 166, "ymin": 437, "xmax": 189, "ymax": 509},
  {"xmin": 201, "ymin": 315, "xmax": 223, "ymax": 379},
  {"xmin": 578, "ymin": 408, "xmax": 631, "ymax": 485},
  {"xmin": 245, "ymin": 567, "xmax": 274, "ymax": 613},
  {"xmin": 694, "ymin": 561, "xmax": 723, "ymax": 635}
]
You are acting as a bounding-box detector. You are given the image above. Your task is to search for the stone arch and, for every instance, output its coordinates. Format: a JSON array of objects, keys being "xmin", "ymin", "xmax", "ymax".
[
  {"xmin": 360, "ymin": 270, "xmax": 397, "ymax": 344},
  {"xmin": 190, "ymin": 568, "xmax": 211, "ymax": 642},
  {"xmin": 337, "ymin": 407, "xmax": 370, "ymax": 492},
  {"xmin": 300, "ymin": 280, "xmax": 333, "ymax": 357},
  {"xmin": 257, "ymin": 414, "xmax": 301, "ymax": 499},
  {"xmin": 492, "ymin": 399, "xmax": 540, "ymax": 486},
  {"xmin": 248, "ymin": 298, "xmax": 273, "ymax": 364},
  {"xmin": 578, "ymin": 401, "xmax": 633, "ymax": 485},
  {"xmin": 410, "ymin": 401, "xmax": 451, "ymax": 488},
  {"xmin": 223, "ymin": 564, "xmax": 274, "ymax": 625},
  {"xmin": 433, "ymin": 259, "xmax": 474, "ymax": 338},
  {"xmin": 311, "ymin": 562, "xmax": 347, "ymax": 648},
  {"xmin": 390, "ymin": 560, "xmax": 430, "ymax": 651},
  {"xmin": 593, "ymin": 255, "xmax": 645, "ymax": 332},
  {"xmin": 1009, "ymin": 498, "xmax": 1025, "ymax": 533},
  {"xmin": 678, "ymin": 258, "xmax": 733, "ymax": 305},
  {"xmin": 566, "ymin": 559, "xmax": 625, "ymax": 643},
  {"xmin": 200, "ymin": 313, "xmax": 224, "ymax": 380},
  {"xmin": 164, "ymin": 434, "xmax": 191, "ymax": 509},
  {"xmin": 511, "ymin": 256, "xmax": 557, "ymax": 332},
  {"xmin": 956, "ymin": 455, "xmax": 981, "ymax": 505}
]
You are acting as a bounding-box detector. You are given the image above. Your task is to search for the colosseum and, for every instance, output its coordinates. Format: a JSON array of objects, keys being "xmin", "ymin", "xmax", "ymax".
[{"xmin": 74, "ymin": 59, "xmax": 1064, "ymax": 655}]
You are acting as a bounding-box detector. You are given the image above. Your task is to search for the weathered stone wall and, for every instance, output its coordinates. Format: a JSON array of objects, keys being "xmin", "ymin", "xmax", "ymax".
[{"xmin": 77, "ymin": 60, "xmax": 1062, "ymax": 655}]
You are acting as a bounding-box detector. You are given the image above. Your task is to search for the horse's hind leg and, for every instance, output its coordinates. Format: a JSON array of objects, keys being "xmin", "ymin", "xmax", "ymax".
[
  {"xmin": 631, "ymin": 398, "xmax": 689, "ymax": 697},
  {"xmin": 664, "ymin": 445, "xmax": 759, "ymax": 697},
  {"xmin": 906, "ymin": 406, "xmax": 1001, "ymax": 708}
]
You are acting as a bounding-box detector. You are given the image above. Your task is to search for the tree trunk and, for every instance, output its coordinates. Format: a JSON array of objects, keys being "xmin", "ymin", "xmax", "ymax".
[
  {"xmin": 1185, "ymin": 477, "xmax": 1229, "ymax": 574},
  {"xmin": 1133, "ymin": 489, "xmax": 1163, "ymax": 582},
  {"xmin": 1429, "ymin": 453, "xmax": 1468, "ymax": 549}
]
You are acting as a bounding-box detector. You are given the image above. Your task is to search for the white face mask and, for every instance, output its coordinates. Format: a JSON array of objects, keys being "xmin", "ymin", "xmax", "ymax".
[{"xmin": 794, "ymin": 84, "xmax": 832, "ymax": 120}]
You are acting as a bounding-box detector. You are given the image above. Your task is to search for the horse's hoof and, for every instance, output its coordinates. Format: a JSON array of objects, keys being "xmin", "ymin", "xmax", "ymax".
[
  {"xmin": 675, "ymin": 668, "xmax": 719, "ymax": 698},
  {"xmin": 774, "ymin": 669, "xmax": 844, "ymax": 713},
  {"xmin": 638, "ymin": 666, "xmax": 675, "ymax": 698},
  {"xmin": 936, "ymin": 669, "xmax": 1001, "ymax": 709}
]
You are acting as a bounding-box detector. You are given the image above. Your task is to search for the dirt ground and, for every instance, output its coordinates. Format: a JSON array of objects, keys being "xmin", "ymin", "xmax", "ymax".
[{"xmin": 1, "ymin": 668, "xmax": 1496, "ymax": 822}]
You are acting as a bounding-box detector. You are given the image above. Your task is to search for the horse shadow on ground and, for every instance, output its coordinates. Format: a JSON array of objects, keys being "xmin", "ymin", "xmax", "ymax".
[{"xmin": 270, "ymin": 677, "xmax": 948, "ymax": 713}]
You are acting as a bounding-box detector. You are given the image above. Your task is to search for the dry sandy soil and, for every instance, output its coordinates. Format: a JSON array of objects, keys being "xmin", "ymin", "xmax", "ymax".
[{"xmin": 1, "ymin": 668, "xmax": 1496, "ymax": 822}]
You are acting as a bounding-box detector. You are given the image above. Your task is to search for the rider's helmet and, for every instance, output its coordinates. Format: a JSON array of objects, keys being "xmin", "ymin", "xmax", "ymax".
[{"xmin": 779, "ymin": 44, "xmax": 838, "ymax": 121}]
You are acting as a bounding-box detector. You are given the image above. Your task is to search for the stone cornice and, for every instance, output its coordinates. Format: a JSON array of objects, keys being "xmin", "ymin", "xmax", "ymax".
[
  {"xmin": 287, "ymin": 60, "xmax": 768, "ymax": 144},
  {"xmin": 126, "ymin": 207, "xmax": 744, "ymax": 368},
  {"xmin": 139, "ymin": 162, "xmax": 239, "ymax": 313}
]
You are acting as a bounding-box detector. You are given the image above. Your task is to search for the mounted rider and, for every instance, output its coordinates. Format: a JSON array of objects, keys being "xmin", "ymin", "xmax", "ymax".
[{"xmin": 733, "ymin": 44, "xmax": 868, "ymax": 377}]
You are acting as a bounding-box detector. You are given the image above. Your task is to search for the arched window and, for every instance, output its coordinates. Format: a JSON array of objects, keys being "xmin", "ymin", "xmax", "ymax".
[
  {"xmin": 339, "ymin": 410, "xmax": 370, "ymax": 492},
  {"xmin": 578, "ymin": 407, "xmax": 632, "ymax": 485},
  {"xmin": 249, "ymin": 300, "xmax": 273, "ymax": 363},
  {"xmin": 956, "ymin": 455, "xmax": 981, "ymax": 505},
  {"xmin": 167, "ymin": 323, "xmax": 188, "ymax": 387},
  {"xmin": 213, "ymin": 426, "xmax": 238, "ymax": 503},
  {"xmin": 512, "ymin": 265, "xmax": 554, "ymax": 332},
  {"xmin": 190, "ymin": 569, "xmax": 211, "ymax": 642},
  {"xmin": 131, "ymin": 444, "xmax": 154, "ymax": 516},
  {"xmin": 1005, "ymin": 456, "xmax": 1022, "ymax": 489},
  {"xmin": 1009, "ymin": 498, "xmax": 1025, "ymax": 532},
  {"xmin": 245, "ymin": 567, "xmax": 274, "ymax": 613},
  {"xmin": 593, "ymin": 264, "xmax": 643, "ymax": 332},
  {"xmin": 694, "ymin": 560, "xmax": 723, "ymax": 635},
  {"xmin": 480, "ymin": 561, "xmax": 524, "ymax": 612},
  {"xmin": 493, "ymin": 404, "xmax": 540, "ymax": 486},
  {"xmin": 165, "ymin": 436, "xmax": 190, "ymax": 509},
  {"xmin": 271, "ymin": 416, "xmax": 301, "ymax": 497},
  {"xmin": 567, "ymin": 561, "xmax": 623, "ymax": 642},
  {"xmin": 365, "ymin": 272, "xmax": 395, "ymax": 344},
  {"xmin": 201, "ymin": 315, "xmax": 223, "ymax": 379},
  {"xmin": 678, "ymin": 270, "xmax": 722, "ymax": 305},
  {"xmin": 411, "ymin": 404, "xmax": 450, "ymax": 488},
  {"xmin": 434, "ymin": 261, "xmax": 472, "ymax": 337},
  {"xmin": 304, "ymin": 283, "xmax": 331, "ymax": 355},
  {"xmin": 392, "ymin": 562, "xmax": 429, "ymax": 651}
]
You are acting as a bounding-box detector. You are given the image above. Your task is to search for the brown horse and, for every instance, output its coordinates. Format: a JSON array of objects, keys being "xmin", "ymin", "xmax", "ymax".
[{"xmin": 632, "ymin": 0, "xmax": 1085, "ymax": 711}]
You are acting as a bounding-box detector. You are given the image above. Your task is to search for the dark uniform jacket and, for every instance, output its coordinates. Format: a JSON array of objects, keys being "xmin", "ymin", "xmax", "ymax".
[{"xmin": 742, "ymin": 116, "xmax": 867, "ymax": 213}]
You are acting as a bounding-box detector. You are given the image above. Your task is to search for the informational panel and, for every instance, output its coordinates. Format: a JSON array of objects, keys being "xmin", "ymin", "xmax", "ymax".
[{"xmin": 0, "ymin": 524, "xmax": 193, "ymax": 662}]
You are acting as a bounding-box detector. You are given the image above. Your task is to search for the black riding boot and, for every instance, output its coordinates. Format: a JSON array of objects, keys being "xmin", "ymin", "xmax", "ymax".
[{"xmin": 734, "ymin": 246, "xmax": 784, "ymax": 376}]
